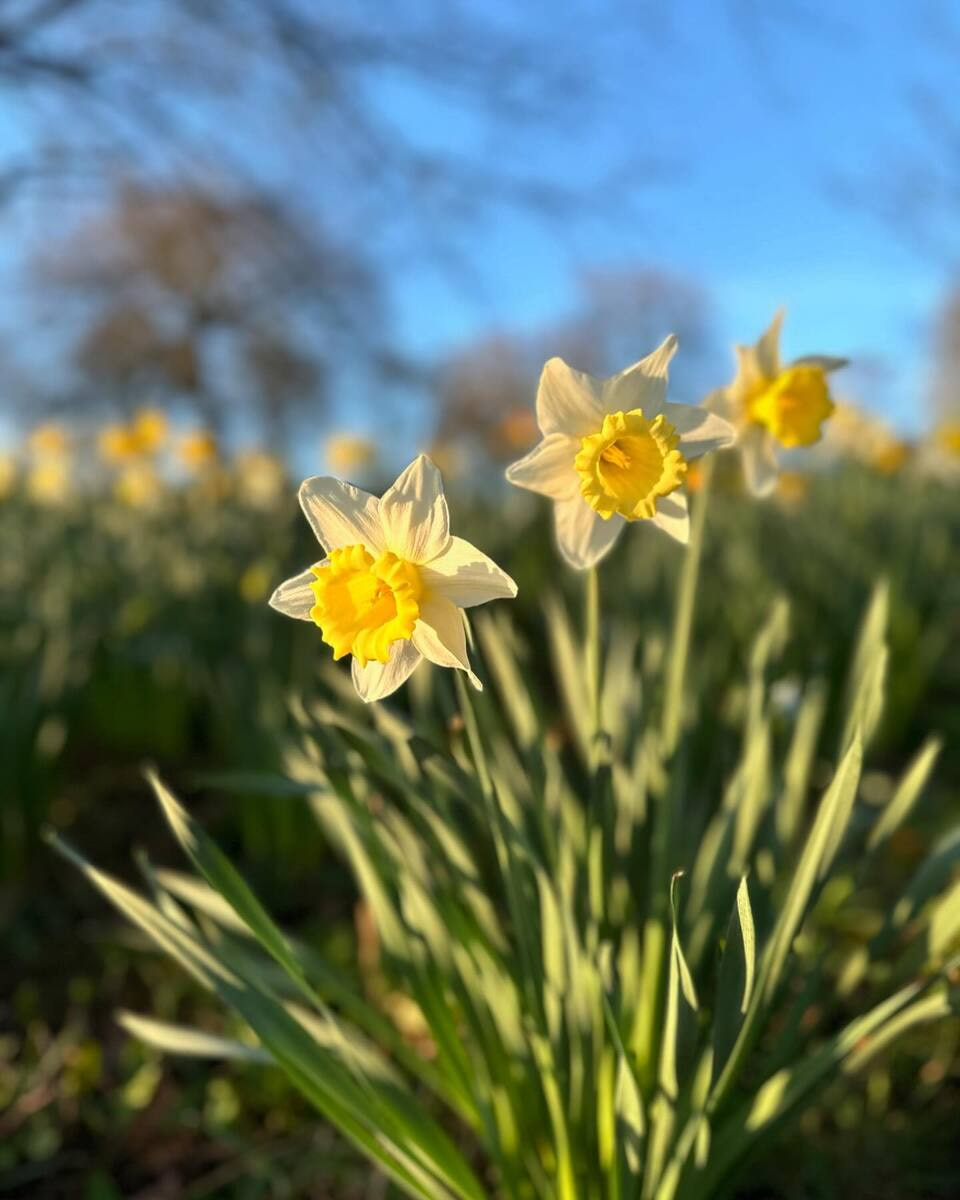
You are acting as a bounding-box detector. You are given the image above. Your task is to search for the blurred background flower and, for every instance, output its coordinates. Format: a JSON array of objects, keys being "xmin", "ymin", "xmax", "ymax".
[{"xmin": 324, "ymin": 434, "xmax": 377, "ymax": 476}]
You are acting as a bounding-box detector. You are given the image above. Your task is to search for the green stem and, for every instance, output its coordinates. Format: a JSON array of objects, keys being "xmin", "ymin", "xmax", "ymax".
[
  {"xmin": 585, "ymin": 565, "xmax": 601, "ymax": 752},
  {"xmin": 660, "ymin": 457, "xmax": 714, "ymax": 758},
  {"xmin": 635, "ymin": 461, "xmax": 715, "ymax": 1093}
]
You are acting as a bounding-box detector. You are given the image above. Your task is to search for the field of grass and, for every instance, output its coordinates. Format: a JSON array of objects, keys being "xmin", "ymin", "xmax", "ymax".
[{"xmin": 2, "ymin": 453, "xmax": 959, "ymax": 1199}]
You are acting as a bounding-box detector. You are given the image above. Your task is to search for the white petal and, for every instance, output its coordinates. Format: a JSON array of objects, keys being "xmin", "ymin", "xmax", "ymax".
[
  {"xmin": 650, "ymin": 492, "xmax": 689, "ymax": 544},
  {"xmin": 299, "ymin": 477, "xmax": 384, "ymax": 554},
  {"xmin": 421, "ymin": 536, "xmax": 517, "ymax": 608},
  {"xmin": 731, "ymin": 344, "xmax": 765, "ymax": 398},
  {"xmin": 413, "ymin": 595, "xmax": 482, "ymax": 690},
  {"xmin": 268, "ymin": 566, "xmax": 322, "ymax": 621},
  {"xmin": 603, "ymin": 333, "xmax": 678, "ymax": 417},
  {"xmin": 536, "ymin": 357, "xmax": 605, "ymax": 437},
  {"xmin": 661, "ymin": 402, "xmax": 737, "ymax": 460},
  {"xmin": 791, "ymin": 354, "xmax": 848, "ymax": 373},
  {"xmin": 351, "ymin": 640, "xmax": 422, "ymax": 703},
  {"xmin": 740, "ymin": 425, "xmax": 779, "ymax": 496},
  {"xmin": 504, "ymin": 434, "xmax": 579, "ymax": 499},
  {"xmin": 703, "ymin": 386, "xmax": 740, "ymax": 422},
  {"xmin": 553, "ymin": 495, "xmax": 624, "ymax": 570},
  {"xmin": 755, "ymin": 310, "xmax": 784, "ymax": 378},
  {"xmin": 378, "ymin": 455, "xmax": 451, "ymax": 564}
]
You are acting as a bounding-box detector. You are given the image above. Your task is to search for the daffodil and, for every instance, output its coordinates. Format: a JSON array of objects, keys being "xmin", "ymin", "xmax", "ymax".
[
  {"xmin": 326, "ymin": 433, "xmax": 377, "ymax": 475},
  {"xmin": 115, "ymin": 463, "xmax": 162, "ymax": 509},
  {"xmin": 916, "ymin": 421, "xmax": 960, "ymax": 482},
  {"xmin": 495, "ymin": 407, "xmax": 539, "ymax": 454},
  {"xmin": 99, "ymin": 424, "xmax": 140, "ymax": 464},
  {"xmin": 234, "ymin": 449, "xmax": 286, "ymax": 509},
  {"xmin": 269, "ymin": 455, "xmax": 517, "ymax": 702},
  {"xmin": 180, "ymin": 430, "xmax": 219, "ymax": 471},
  {"xmin": 935, "ymin": 422, "xmax": 960, "ymax": 459},
  {"xmin": 99, "ymin": 408, "xmax": 168, "ymax": 465},
  {"xmin": 709, "ymin": 311, "xmax": 847, "ymax": 496},
  {"xmin": 820, "ymin": 403, "xmax": 910, "ymax": 475},
  {"xmin": 27, "ymin": 458, "xmax": 70, "ymax": 506},
  {"xmin": 869, "ymin": 436, "xmax": 910, "ymax": 476},
  {"xmin": 131, "ymin": 407, "xmax": 168, "ymax": 455},
  {"xmin": 774, "ymin": 470, "xmax": 810, "ymax": 507},
  {"xmin": 29, "ymin": 423, "xmax": 70, "ymax": 458},
  {"xmin": 504, "ymin": 336, "xmax": 735, "ymax": 570}
]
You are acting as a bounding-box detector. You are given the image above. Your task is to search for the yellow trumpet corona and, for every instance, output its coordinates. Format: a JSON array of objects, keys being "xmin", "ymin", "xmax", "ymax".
[
  {"xmin": 575, "ymin": 409, "xmax": 688, "ymax": 521},
  {"xmin": 309, "ymin": 545, "xmax": 422, "ymax": 668}
]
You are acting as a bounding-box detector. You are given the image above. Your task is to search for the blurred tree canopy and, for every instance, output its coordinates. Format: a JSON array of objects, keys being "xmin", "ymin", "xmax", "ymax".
[{"xmin": 0, "ymin": 0, "xmax": 645, "ymax": 442}]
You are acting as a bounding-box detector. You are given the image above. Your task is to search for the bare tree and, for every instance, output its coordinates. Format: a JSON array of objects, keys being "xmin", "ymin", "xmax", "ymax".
[{"xmin": 0, "ymin": 0, "xmax": 655, "ymax": 439}]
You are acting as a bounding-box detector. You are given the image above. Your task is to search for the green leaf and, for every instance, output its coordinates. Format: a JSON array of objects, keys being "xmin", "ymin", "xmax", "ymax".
[
  {"xmin": 696, "ymin": 983, "xmax": 954, "ymax": 1200},
  {"xmin": 776, "ymin": 679, "xmax": 826, "ymax": 848},
  {"xmin": 148, "ymin": 770, "xmax": 316, "ymax": 1007},
  {"xmin": 50, "ymin": 832, "xmax": 487, "ymax": 1200},
  {"xmin": 712, "ymin": 876, "xmax": 756, "ymax": 1079},
  {"xmin": 645, "ymin": 875, "xmax": 699, "ymax": 1198},
  {"xmin": 840, "ymin": 581, "xmax": 888, "ymax": 753},
  {"xmin": 866, "ymin": 735, "xmax": 942, "ymax": 852},
  {"xmin": 709, "ymin": 733, "xmax": 863, "ymax": 1115},
  {"xmin": 116, "ymin": 1010, "xmax": 270, "ymax": 1062}
]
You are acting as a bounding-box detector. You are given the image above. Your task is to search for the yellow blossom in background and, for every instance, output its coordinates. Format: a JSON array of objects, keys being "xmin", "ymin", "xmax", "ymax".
[
  {"xmin": 325, "ymin": 433, "xmax": 376, "ymax": 475},
  {"xmin": 27, "ymin": 458, "xmax": 70, "ymax": 506},
  {"xmin": 824, "ymin": 402, "xmax": 873, "ymax": 454},
  {"xmin": 494, "ymin": 407, "xmax": 539, "ymax": 454},
  {"xmin": 684, "ymin": 460, "xmax": 705, "ymax": 494},
  {"xmin": 179, "ymin": 430, "xmax": 219, "ymax": 471},
  {"xmin": 115, "ymin": 463, "xmax": 163, "ymax": 509},
  {"xmin": 99, "ymin": 424, "xmax": 141, "ymax": 464},
  {"xmin": 869, "ymin": 432, "xmax": 910, "ymax": 476},
  {"xmin": 99, "ymin": 408, "xmax": 168, "ymax": 465},
  {"xmin": 270, "ymin": 456, "xmax": 517, "ymax": 702},
  {"xmin": 425, "ymin": 440, "xmax": 462, "ymax": 481},
  {"xmin": 505, "ymin": 337, "xmax": 735, "ymax": 569},
  {"xmin": 131, "ymin": 407, "xmax": 168, "ymax": 455},
  {"xmin": 708, "ymin": 311, "xmax": 847, "ymax": 496},
  {"xmin": 935, "ymin": 422, "xmax": 960, "ymax": 458},
  {"xmin": 821, "ymin": 403, "xmax": 911, "ymax": 475},
  {"xmin": 30, "ymin": 423, "xmax": 70, "ymax": 458},
  {"xmin": 915, "ymin": 420, "xmax": 960, "ymax": 482},
  {"xmin": 775, "ymin": 470, "xmax": 810, "ymax": 507},
  {"xmin": 234, "ymin": 449, "xmax": 287, "ymax": 509}
]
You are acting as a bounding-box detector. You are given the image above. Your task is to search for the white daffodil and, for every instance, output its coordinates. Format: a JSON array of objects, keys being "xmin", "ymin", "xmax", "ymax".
[
  {"xmin": 504, "ymin": 336, "xmax": 735, "ymax": 570},
  {"xmin": 269, "ymin": 455, "xmax": 517, "ymax": 702},
  {"xmin": 708, "ymin": 310, "xmax": 847, "ymax": 496}
]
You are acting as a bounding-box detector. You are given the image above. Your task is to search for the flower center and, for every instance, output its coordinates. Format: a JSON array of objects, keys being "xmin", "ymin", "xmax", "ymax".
[
  {"xmin": 746, "ymin": 365, "xmax": 834, "ymax": 448},
  {"xmin": 309, "ymin": 544, "xmax": 421, "ymax": 668},
  {"xmin": 574, "ymin": 409, "xmax": 687, "ymax": 521}
]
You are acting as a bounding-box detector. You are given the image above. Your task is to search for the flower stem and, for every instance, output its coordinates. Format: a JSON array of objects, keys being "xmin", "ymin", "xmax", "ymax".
[
  {"xmin": 585, "ymin": 564, "xmax": 607, "ymax": 770},
  {"xmin": 661, "ymin": 457, "xmax": 714, "ymax": 757},
  {"xmin": 635, "ymin": 460, "xmax": 715, "ymax": 1093}
]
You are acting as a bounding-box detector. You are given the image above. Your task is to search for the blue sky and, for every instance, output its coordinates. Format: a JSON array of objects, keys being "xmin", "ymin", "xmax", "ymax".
[
  {"xmin": 375, "ymin": 1, "xmax": 953, "ymax": 437},
  {"xmin": 0, "ymin": 1, "xmax": 954, "ymax": 453}
]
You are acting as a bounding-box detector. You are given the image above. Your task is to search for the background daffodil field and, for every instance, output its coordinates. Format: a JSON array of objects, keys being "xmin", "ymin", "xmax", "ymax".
[{"xmin": 2, "ymin": 4, "xmax": 960, "ymax": 1199}]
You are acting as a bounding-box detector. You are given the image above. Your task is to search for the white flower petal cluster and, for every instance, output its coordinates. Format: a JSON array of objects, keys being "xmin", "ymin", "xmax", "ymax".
[
  {"xmin": 271, "ymin": 456, "xmax": 516, "ymax": 702},
  {"xmin": 506, "ymin": 336, "xmax": 735, "ymax": 569}
]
